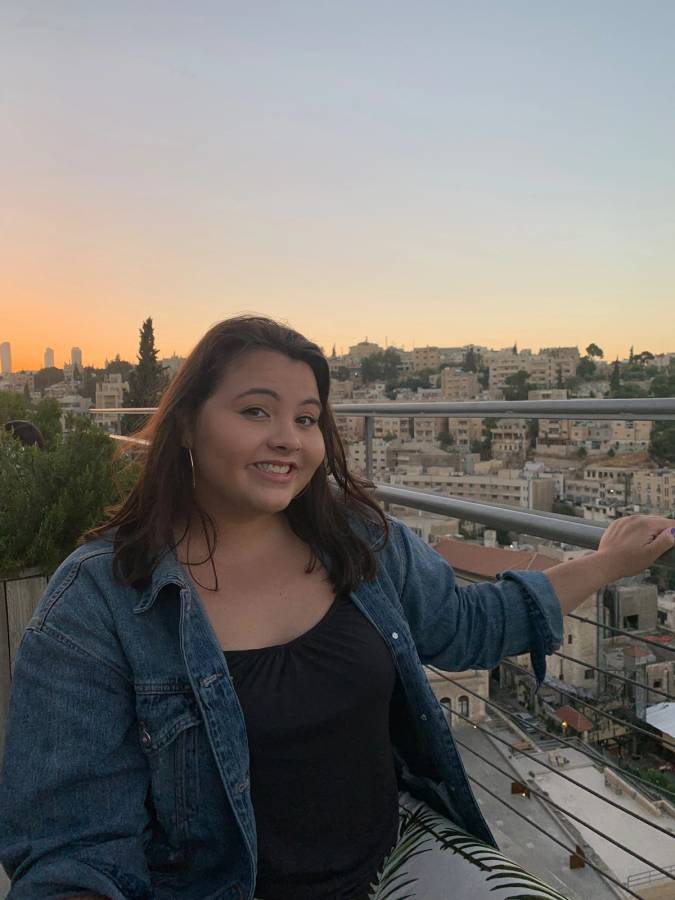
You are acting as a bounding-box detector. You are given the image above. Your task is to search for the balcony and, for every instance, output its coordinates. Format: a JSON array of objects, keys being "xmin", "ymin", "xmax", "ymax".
[{"xmin": 2, "ymin": 397, "xmax": 675, "ymax": 899}]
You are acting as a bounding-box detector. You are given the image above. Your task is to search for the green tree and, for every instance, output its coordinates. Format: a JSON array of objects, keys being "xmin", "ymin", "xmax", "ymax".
[
  {"xmin": 437, "ymin": 428, "xmax": 455, "ymax": 450},
  {"xmin": 585, "ymin": 343, "xmax": 604, "ymax": 359},
  {"xmin": 80, "ymin": 366, "xmax": 102, "ymax": 403},
  {"xmin": 649, "ymin": 362, "xmax": 675, "ymax": 398},
  {"xmin": 0, "ymin": 392, "xmax": 30, "ymax": 424},
  {"xmin": 34, "ymin": 367, "xmax": 65, "ymax": 393},
  {"xmin": 473, "ymin": 417, "xmax": 497, "ymax": 460},
  {"xmin": 610, "ymin": 359, "xmax": 621, "ymax": 394},
  {"xmin": 576, "ymin": 357, "xmax": 597, "ymax": 380},
  {"xmin": 462, "ymin": 347, "xmax": 478, "ymax": 372},
  {"xmin": 503, "ymin": 370, "xmax": 531, "ymax": 401},
  {"xmin": 650, "ymin": 423, "xmax": 675, "ymax": 465},
  {"xmin": 360, "ymin": 348, "xmax": 401, "ymax": 384},
  {"xmin": 106, "ymin": 354, "xmax": 134, "ymax": 380},
  {"xmin": 32, "ymin": 397, "xmax": 62, "ymax": 449},
  {"xmin": 0, "ymin": 418, "xmax": 140, "ymax": 574},
  {"xmin": 124, "ymin": 317, "xmax": 168, "ymax": 433},
  {"xmin": 334, "ymin": 366, "xmax": 351, "ymax": 382}
]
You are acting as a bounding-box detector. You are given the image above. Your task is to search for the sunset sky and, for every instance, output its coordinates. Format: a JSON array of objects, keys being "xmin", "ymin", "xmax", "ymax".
[{"xmin": 2, "ymin": 1, "xmax": 675, "ymax": 371}]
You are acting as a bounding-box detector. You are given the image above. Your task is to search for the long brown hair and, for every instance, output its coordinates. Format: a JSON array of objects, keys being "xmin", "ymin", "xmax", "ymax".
[{"xmin": 85, "ymin": 316, "xmax": 387, "ymax": 594}]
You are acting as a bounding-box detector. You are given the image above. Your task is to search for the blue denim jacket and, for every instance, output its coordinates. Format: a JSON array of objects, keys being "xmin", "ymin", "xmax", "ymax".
[{"xmin": 0, "ymin": 517, "xmax": 562, "ymax": 900}]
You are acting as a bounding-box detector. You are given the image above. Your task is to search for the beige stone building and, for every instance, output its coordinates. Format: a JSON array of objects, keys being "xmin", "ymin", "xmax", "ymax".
[
  {"xmin": 426, "ymin": 668, "xmax": 488, "ymax": 726},
  {"xmin": 489, "ymin": 349, "xmax": 578, "ymax": 390},
  {"xmin": 95, "ymin": 373, "xmax": 128, "ymax": 434},
  {"xmin": 446, "ymin": 417, "xmax": 484, "ymax": 450},
  {"xmin": 440, "ymin": 368, "xmax": 481, "ymax": 400},
  {"xmin": 389, "ymin": 467, "xmax": 554, "ymax": 510},
  {"xmin": 632, "ymin": 469, "xmax": 675, "ymax": 514},
  {"xmin": 412, "ymin": 346, "xmax": 441, "ymax": 371},
  {"xmin": 374, "ymin": 416, "xmax": 413, "ymax": 441},
  {"xmin": 412, "ymin": 416, "xmax": 450, "ymax": 443},
  {"xmin": 348, "ymin": 340, "xmax": 382, "ymax": 362},
  {"xmin": 346, "ymin": 439, "xmax": 389, "ymax": 477},
  {"xmin": 335, "ymin": 416, "xmax": 365, "ymax": 443},
  {"xmin": 490, "ymin": 419, "xmax": 529, "ymax": 463}
]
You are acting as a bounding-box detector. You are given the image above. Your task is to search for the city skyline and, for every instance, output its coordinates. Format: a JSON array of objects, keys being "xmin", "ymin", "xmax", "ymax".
[
  {"xmin": 3, "ymin": 3, "xmax": 675, "ymax": 371},
  {"xmin": 2, "ymin": 328, "xmax": 674, "ymax": 375}
]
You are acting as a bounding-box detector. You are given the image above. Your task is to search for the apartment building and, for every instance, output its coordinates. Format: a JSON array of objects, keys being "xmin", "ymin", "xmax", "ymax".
[
  {"xmin": 95, "ymin": 373, "xmax": 128, "ymax": 434},
  {"xmin": 412, "ymin": 346, "xmax": 441, "ymax": 371},
  {"xmin": 528, "ymin": 389, "xmax": 567, "ymax": 401},
  {"xmin": 632, "ymin": 469, "xmax": 675, "ymax": 514},
  {"xmin": 0, "ymin": 372, "xmax": 35, "ymax": 396},
  {"xmin": 335, "ymin": 416, "xmax": 365, "ymax": 443},
  {"xmin": 347, "ymin": 340, "xmax": 382, "ymax": 362},
  {"xmin": 489, "ymin": 348, "xmax": 578, "ymax": 389},
  {"xmin": 565, "ymin": 466, "xmax": 632, "ymax": 507},
  {"xmin": 446, "ymin": 417, "xmax": 483, "ymax": 450},
  {"xmin": 440, "ymin": 368, "xmax": 481, "ymax": 400},
  {"xmin": 490, "ymin": 419, "xmax": 528, "ymax": 463},
  {"xmin": 328, "ymin": 379, "xmax": 353, "ymax": 401},
  {"xmin": 389, "ymin": 467, "xmax": 554, "ymax": 510},
  {"xmin": 373, "ymin": 416, "xmax": 413, "ymax": 441},
  {"xmin": 537, "ymin": 419, "xmax": 652, "ymax": 457},
  {"xmin": 412, "ymin": 416, "xmax": 450, "ymax": 442},
  {"xmin": 346, "ymin": 439, "xmax": 390, "ymax": 477}
]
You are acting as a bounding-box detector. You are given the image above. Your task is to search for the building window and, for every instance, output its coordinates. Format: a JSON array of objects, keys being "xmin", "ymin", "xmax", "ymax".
[
  {"xmin": 567, "ymin": 634, "xmax": 573, "ymax": 644},
  {"xmin": 623, "ymin": 615, "xmax": 639, "ymax": 629},
  {"xmin": 584, "ymin": 669, "xmax": 594, "ymax": 680},
  {"xmin": 459, "ymin": 696, "xmax": 470, "ymax": 718},
  {"xmin": 653, "ymin": 680, "xmax": 662, "ymax": 689}
]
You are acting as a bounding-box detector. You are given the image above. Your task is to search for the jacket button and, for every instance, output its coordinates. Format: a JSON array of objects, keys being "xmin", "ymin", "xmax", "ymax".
[
  {"xmin": 391, "ymin": 632, "xmax": 399, "ymax": 640},
  {"xmin": 420, "ymin": 714, "xmax": 428, "ymax": 721},
  {"xmin": 139, "ymin": 724, "xmax": 152, "ymax": 747}
]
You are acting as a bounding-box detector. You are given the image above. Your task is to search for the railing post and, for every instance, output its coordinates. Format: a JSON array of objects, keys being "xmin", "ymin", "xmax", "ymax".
[{"xmin": 364, "ymin": 416, "xmax": 374, "ymax": 481}]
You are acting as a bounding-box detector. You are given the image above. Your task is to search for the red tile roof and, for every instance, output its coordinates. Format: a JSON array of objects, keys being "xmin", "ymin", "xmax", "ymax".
[
  {"xmin": 434, "ymin": 538, "xmax": 558, "ymax": 579},
  {"xmin": 554, "ymin": 705, "xmax": 593, "ymax": 733}
]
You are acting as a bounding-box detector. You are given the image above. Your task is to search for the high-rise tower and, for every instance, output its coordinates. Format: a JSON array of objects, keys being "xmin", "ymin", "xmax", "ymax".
[
  {"xmin": 44, "ymin": 347, "xmax": 55, "ymax": 368},
  {"xmin": 0, "ymin": 342, "xmax": 11, "ymax": 375},
  {"xmin": 71, "ymin": 347, "xmax": 83, "ymax": 369}
]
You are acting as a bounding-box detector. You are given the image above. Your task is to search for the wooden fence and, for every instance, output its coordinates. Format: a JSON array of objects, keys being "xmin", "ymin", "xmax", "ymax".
[{"xmin": 0, "ymin": 569, "xmax": 47, "ymax": 753}]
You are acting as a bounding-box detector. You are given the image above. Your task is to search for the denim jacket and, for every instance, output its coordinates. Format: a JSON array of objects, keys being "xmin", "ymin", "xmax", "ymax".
[{"xmin": 0, "ymin": 517, "xmax": 562, "ymax": 900}]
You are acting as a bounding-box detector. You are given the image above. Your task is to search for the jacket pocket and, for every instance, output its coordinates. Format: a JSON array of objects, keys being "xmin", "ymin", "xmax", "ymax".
[{"xmin": 135, "ymin": 681, "xmax": 202, "ymax": 848}]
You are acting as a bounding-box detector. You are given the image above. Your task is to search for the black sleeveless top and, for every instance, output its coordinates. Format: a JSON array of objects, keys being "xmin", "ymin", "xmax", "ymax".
[{"xmin": 224, "ymin": 594, "xmax": 399, "ymax": 900}]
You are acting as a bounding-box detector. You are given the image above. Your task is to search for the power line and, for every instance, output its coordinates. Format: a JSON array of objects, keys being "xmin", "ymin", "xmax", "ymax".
[
  {"xmin": 501, "ymin": 658, "xmax": 662, "ymax": 744},
  {"xmin": 567, "ymin": 612, "xmax": 675, "ymax": 655},
  {"xmin": 553, "ymin": 649, "xmax": 675, "ymax": 703},
  {"xmin": 444, "ymin": 702, "xmax": 675, "ymax": 842},
  {"xmin": 428, "ymin": 666, "xmax": 675, "ymax": 803},
  {"xmin": 455, "ymin": 737, "xmax": 675, "ymax": 882},
  {"xmin": 464, "ymin": 775, "xmax": 645, "ymax": 900}
]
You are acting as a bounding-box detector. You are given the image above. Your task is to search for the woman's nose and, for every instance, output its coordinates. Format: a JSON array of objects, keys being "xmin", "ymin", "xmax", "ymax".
[{"xmin": 268, "ymin": 423, "xmax": 301, "ymax": 451}]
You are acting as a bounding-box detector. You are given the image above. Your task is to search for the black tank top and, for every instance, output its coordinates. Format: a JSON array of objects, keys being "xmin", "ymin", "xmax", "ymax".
[{"xmin": 224, "ymin": 593, "xmax": 399, "ymax": 900}]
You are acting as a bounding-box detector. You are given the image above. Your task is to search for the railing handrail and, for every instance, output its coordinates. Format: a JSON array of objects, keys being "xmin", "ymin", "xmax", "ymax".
[
  {"xmin": 373, "ymin": 483, "xmax": 675, "ymax": 568},
  {"xmin": 90, "ymin": 397, "xmax": 675, "ymax": 420}
]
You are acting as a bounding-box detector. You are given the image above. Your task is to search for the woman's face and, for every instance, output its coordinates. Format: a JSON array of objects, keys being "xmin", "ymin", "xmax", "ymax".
[{"xmin": 188, "ymin": 349, "xmax": 326, "ymax": 521}]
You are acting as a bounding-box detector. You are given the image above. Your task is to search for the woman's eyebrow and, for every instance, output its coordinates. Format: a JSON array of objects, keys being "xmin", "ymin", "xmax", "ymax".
[{"xmin": 234, "ymin": 387, "xmax": 321, "ymax": 408}]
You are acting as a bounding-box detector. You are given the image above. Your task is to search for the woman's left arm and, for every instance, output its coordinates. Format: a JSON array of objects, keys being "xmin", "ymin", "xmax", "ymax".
[{"xmin": 544, "ymin": 516, "xmax": 675, "ymax": 615}]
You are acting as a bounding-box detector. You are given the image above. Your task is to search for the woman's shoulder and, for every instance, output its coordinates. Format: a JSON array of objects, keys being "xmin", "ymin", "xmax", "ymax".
[{"xmin": 33, "ymin": 535, "xmax": 136, "ymax": 631}]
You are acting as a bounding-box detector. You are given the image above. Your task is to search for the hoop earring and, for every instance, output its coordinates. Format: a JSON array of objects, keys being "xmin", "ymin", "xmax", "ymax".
[{"xmin": 187, "ymin": 447, "xmax": 196, "ymax": 489}]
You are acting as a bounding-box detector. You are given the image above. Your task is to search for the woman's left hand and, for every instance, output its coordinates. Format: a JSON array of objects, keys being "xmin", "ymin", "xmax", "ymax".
[{"xmin": 596, "ymin": 515, "xmax": 675, "ymax": 581}]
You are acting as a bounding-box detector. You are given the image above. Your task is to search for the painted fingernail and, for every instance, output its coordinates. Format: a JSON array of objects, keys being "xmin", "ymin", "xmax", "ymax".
[{"xmin": 671, "ymin": 527, "xmax": 675, "ymax": 536}]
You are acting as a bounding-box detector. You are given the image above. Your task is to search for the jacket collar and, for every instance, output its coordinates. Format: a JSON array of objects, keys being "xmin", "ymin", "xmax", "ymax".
[{"xmin": 133, "ymin": 546, "xmax": 190, "ymax": 614}]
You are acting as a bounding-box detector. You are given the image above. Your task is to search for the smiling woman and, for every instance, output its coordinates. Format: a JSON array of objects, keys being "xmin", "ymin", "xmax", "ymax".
[{"xmin": 0, "ymin": 316, "xmax": 673, "ymax": 900}]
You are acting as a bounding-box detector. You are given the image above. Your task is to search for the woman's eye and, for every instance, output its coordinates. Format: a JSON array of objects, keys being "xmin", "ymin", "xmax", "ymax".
[
  {"xmin": 297, "ymin": 415, "xmax": 318, "ymax": 427},
  {"xmin": 241, "ymin": 407, "xmax": 268, "ymax": 418}
]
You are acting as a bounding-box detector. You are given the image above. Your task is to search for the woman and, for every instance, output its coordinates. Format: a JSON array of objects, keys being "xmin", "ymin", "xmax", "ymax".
[{"xmin": 1, "ymin": 316, "xmax": 673, "ymax": 900}]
